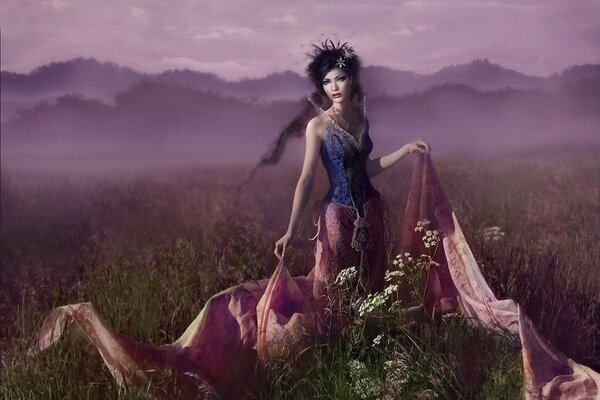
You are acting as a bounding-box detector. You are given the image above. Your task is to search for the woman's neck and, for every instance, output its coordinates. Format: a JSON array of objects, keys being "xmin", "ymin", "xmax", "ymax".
[
  {"xmin": 331, "ymin": 98, "xmax": 353, "ymax": 114},
  {"xmin": 329, "ymin": 97, "xmax": 360, "ymax": 131}
]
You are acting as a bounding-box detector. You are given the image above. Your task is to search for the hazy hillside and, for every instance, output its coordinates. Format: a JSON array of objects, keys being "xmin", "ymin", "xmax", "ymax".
[
  {"xmin": 1, "ymin": 58, "xmax": 145, "ymax": 101},
  {"xmin": 368, "ymin": 82, "xmax": 600, "ymax": 153},
  {"xmin": 1, "ymin": 80, "xmax": 300, "ymax": 161},
  {"xmin": 2, "ymin": 76, "xmax": 598, "ymax": 166},
  {"xmin": 4, "ymin": 57, "xmax": 599, "ymax": 105}
]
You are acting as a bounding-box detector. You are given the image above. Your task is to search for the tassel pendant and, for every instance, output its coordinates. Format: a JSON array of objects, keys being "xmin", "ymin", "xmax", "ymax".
[{"xmin": 351, "ymin": 215, "xmax": 374, "ymax": 253}]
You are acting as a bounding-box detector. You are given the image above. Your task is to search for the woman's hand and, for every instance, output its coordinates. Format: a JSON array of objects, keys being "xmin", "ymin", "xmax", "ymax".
[
  {"xmin": 407, "ymin": 140, "xmax": 432, "ymax": 154},
  {"xmin": 366, "ymin": 139, "xmax": 432, "ymax": 178},
  {"xmin": 274, "ymin": 232, "xmax": 292, "ymax": 260}
]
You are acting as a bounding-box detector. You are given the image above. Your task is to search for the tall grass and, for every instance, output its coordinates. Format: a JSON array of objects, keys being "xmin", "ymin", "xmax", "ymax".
[{"xmin": 1, "ymin": 148, "xmax": 598, "ymax": 398}]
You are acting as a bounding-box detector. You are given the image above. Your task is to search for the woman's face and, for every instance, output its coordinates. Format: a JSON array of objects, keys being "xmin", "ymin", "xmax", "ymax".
[{"xmin": 321, "ymin": 67, "xmax": 353, "ymax": 104}]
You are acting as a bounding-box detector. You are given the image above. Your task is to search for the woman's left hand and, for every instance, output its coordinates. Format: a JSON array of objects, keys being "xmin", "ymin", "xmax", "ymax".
[{"xmin": 407, "ymin": 140, "xmax": 431, "ymax": 154}]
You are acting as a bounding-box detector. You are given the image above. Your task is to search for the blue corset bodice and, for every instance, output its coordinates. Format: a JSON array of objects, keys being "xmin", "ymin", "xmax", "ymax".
[
  {"xmin": 320, "ymin": 118, "xmax": 375, "ymax": 215},
  {"xmin": 308, "ymin": 95, "xmax": 376, "ymax": 217}
]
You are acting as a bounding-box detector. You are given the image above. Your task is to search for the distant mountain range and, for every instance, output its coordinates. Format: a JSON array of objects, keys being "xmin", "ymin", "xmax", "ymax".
[
  {"xmin": 2, "ymin": 58, "xmax": 599, "ymax": 164},
  {"xmin": 3, "ymin": 57, "xmax": 600, "ymax": 103}
]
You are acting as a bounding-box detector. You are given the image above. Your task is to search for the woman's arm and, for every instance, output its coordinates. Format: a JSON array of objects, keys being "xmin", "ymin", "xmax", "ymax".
[
  {"xmin": 366, "ymin": 140, "xmax": 430, "ymax": 178},
  {"xmin": 274, "ymin": 117, "xmax": 323, "ymax": 259}
]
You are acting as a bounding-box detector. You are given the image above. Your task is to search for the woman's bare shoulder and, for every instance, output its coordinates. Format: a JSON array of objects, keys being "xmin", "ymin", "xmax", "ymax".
[{"xmin": 306, "ymin": 116, "xmax": 325, "ymax": 139}]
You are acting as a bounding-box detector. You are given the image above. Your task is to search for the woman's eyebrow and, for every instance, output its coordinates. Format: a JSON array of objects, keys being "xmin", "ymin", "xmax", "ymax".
[{"xmin": 323, "ymin": 74, "xmax": 345, "ymax": 80}]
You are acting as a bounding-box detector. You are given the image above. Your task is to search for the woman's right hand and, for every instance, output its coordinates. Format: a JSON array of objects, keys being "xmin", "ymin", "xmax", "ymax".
[{"xmin": 274, "ymin": 232, "xmax": 292, "ymax": 260}]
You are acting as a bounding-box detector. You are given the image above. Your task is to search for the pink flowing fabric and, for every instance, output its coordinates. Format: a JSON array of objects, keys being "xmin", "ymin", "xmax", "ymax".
[
  {"xmin": 401, "ymin": 154, "xmax": 600, "ymax": 400},
  {"xmin": 31, "ymin": 155, "xmax": 599, "ymax": 399},
  {"xmin": 30, "ymin": 195, "xmax": 387, "ymax": 398}
]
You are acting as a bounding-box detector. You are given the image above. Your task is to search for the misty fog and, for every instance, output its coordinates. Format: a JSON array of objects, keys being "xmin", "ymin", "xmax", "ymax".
[{"xmin": 2, "ymin": 59, "xmax": 599, "ymax": 174}]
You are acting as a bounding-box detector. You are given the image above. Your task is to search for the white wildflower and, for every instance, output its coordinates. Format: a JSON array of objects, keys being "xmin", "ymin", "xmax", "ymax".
[
  {"xmin": 393, "ymin": 253, "xmax": 410, "ymax": 268},
  {"xmin": 422, "ymin": 228, "xmax": 440, "ymax": 248},
  {"xmin": 382, "ymin": 353, "xmax": 412, "ymax": 399},
  {"xmin": 414, "ymin": 219, "xmax": 431, "ymax": 232},
  {"xmin": 383, "ymin": 284, "xmax": 399, "ymax": 296},
  {"xmin": 358, "ymin": 284, "xmax": 399, "ymax": 316},
  {"xmin": 384, "ymin": 270, "xmax": 404, "ymax": 281},
  {"xmin": 384, "ymin": 356, "xmax": 410, "ymax": 386},
  {"xmin": 372, "ymin": 333, "xmax": 385, "ymax": 347},
  {"xmin": 358, "ymin": 292, "xmax": 388, "ymax": 316},
  {"xmin": 483, "ymin": 226, "xmax": 506, "ymax": 242},
  {"xmin": 334, "ymin": 266, "xmax": 357, "ymax": 287},
  {"xmin": 348, "ymin": 360, "xmax": 383, "ymax": 399}
]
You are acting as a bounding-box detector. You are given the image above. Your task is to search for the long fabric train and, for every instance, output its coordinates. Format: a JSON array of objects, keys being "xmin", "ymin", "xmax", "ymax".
[
  {"xmin": 31, "ymin": 154, "xmax": 599, "ymax": 399},
  {"xmin": 401, "ymin": 154, "xmax": 600, "ymax": 400}
]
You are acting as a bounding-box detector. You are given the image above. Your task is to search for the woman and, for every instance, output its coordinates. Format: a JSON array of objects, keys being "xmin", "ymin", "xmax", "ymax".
[
  {"xmin": 32, "ymin": 40, "xmax": 429, "ymax": 398},
  {"xmin": 274, "ymin": 40, "xmax": 429, "ymax": 335}
]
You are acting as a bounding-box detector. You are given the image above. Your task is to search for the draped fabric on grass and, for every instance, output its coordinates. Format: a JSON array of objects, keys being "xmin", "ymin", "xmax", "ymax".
[
  {"xmin": 31, "ymin": 154, "xmax": 599, "ymax": 399},
  {"xmin": 401, "ymin": 154, "xmax": 600, "ymax": 400},
  {"xmin": 29, "ymin": 195, "xmax": 388, "ymax": 399}
]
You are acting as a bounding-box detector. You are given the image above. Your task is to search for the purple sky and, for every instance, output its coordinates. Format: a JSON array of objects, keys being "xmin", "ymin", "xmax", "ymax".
[{"xmin": 1, "ymin": 0, "xmax": 599, "ymax": 81}]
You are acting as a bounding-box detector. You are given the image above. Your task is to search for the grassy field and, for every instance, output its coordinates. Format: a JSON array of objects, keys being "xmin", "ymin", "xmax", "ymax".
[{"xmin": 1, "ymin": 147, "xmax": 599, "ymax": 399}]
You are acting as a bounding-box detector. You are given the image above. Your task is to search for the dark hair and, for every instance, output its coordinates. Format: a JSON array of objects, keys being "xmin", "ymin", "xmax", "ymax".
[
  {"xmin": 251, "ymin": 39, "xmax": 364, "ymax": 175},
  {"xmin": 306, "ymin": 39, "xmax": 364, "ymax": 105}
]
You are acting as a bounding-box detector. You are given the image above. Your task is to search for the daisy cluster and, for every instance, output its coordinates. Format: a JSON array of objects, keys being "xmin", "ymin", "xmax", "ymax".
[
  {"xmin": 414, "ymin": 219, "xmax": 440, "ymax": 248},
  {"xmin": 348, "ymin": 359, "xmax": 382, "ymax": 399},
  {"xmin": 347, "ymin": 352, "xmax": 417, "ymax": 400},
  {"xmin": 423, "ymin": 229, "xmax": 440, "ymax": 248},
  {"xmin": 384, "ymin": 269, "xmax": 405, "ymax": 281},
  {"xmin": 392, "ymin": 252, "xmax": 413, "ymax": 269},
  {"xmin": 334, "ymin": 266, "xmax": 358, "ymax": 288},
  {"xmin": 483, "ymin": 226, "xmax": 506, "ymax": 242},
  {"xmin": 358, "ymin": 284, "xmax": 399, "ymax": 317}
]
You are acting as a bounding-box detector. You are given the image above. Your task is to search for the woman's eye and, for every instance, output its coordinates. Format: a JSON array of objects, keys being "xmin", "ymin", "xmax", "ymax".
[
  {"xmin": 337, "ymin": 77, "xmax": 346, "ymax": 82},
  {"xmin": 322, "ymin": 80, "xmax": 330, "ymax": 85}
]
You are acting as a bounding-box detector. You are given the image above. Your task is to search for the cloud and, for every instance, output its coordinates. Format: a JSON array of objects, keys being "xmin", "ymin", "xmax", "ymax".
[
  {"xmin": 191, "ymin": 25, "xmax": 255, "ymax": 41},
  {"xmin": 268, "ymin": 13, "xmax": 298, "ymax": 26},
  {"xmin": 130, "ymin": 7, "xmax": 149, "ymax": 21},
  {"xmin": 160, "ymin": 56, "xmax": 272, "ymax": 80},
  {"xmin": 42, "ymin": 0, "xmax": 69, "ymax": 11},
  {"xmin": 389, "ymin": 27, "xmax": 414, "ymax": 37},
  {"xmin": 214, "ymin": 25, "xmax": 254, "ymax": 37},
  {"xmin": 194, "ymin": 30, "xmax": 223, "ymax": 40},
  {"xmin": 390, "ymin": 24, "xmax": 436, "ymax": 37}
]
